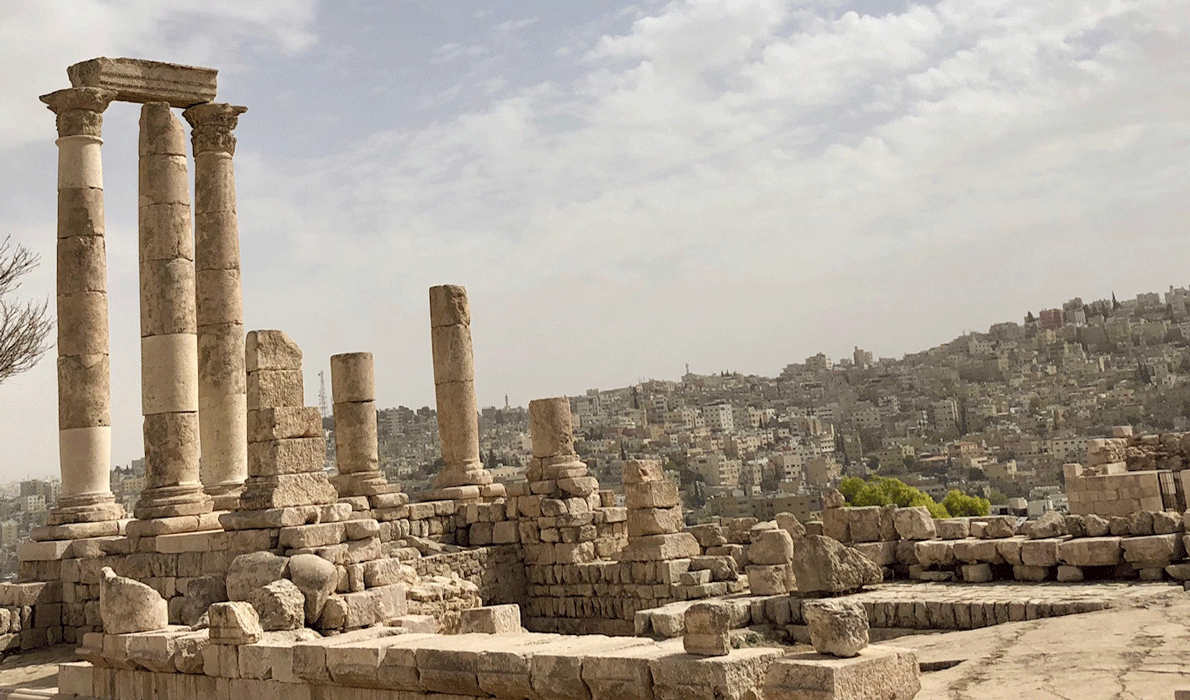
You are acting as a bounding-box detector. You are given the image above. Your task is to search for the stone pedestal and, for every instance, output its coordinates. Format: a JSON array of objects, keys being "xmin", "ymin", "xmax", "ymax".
[
  {"xmin": 330, "ymin": 352, "xmax": 392, "ymax": 499},
  {"xmin": 427, "ymin": 285, "xmax": 497, "ymax": 498},
  {"xmin": 133, "ymin": 102, "xmax": 211, "ymax": 523},
  {"xmin": 184, "ymin": 102, "xmax": 248, "ymax": 511},
  {"xmin": 40, "ymin": 87, "xmax": 124, "ymax": 528}
]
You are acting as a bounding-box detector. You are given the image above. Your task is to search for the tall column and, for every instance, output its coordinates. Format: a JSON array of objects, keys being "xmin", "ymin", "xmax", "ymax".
[
  {"xmin": 429, "ymin": 285, "xmax": 495, "ymax": 496},
  {"xmin": 330, "ymin": 352, "xmax": 389, "ymax": 497},
  {"xmin": 183, "ymin": 103, "xmax": 248, "ymax": 511},
  {"xmin": 40, "ymin": 87, "xmax": 124, "ymax": 527},
  {"xmin": 134, "ymin": 102, "xmax": 211, "ymax": 522}
]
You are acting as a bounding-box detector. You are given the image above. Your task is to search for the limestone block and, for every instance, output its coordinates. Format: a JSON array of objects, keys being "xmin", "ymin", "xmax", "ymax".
[
  {"xmin": 961, "ymin": 563, "xmax": 993, "ymax": 583},
  {"xmin": 848, "ymin": 507, "xmax": 883, "ymax": 543},
  {"xmin": 246, "ymin": 579, "xmax": 304, "ymax": 631},
  {"xmin": 996, "ymin": 537, "xmax": 1026, "ymax": 565},
  {"xmin": 953, "ymin": 538, "xmax": 1004, "ymax": 564},
  {"xmin": 194, "ymin": 211, "xmax": 241, "ymax": 268},
  {"xmin": 628, "ymin": 506, "xmax": 683, "ymax": 538},
  {"xmin": 892, "ymin": 507, "xmax": 936, "ymax": 540},
  {"xmin": 684, "ymin": 601, "xmax": 732, "ymax": 656},
  {"xmin": 70, "ymin": 58, "xmax": 217, "ymax": 108},
  {"xmin": 821, "ymin": 507, "xmax": 849, "ymax": 543},
  {"xmin": 57, "ymin": 184, "xmax": 104, "ymax": 239},
  {"xmin": 17, "ymin": 540, "xmax": 71, "ymax": 562},
  {"xmin": 558, "ymin": 476, "xmax": 599, "ymax": 497},
  {"xmin": 933, "ymin": 518, "xmax": 967, "ymax": 540},
  {"xmin": 528, "ymin": 397, "xmax": 574, "ymax": 458},
  {"xmin": 750, "ymin": 529, "xmax": 794, "ymax": 565},
  {"xmin": 624, "ymin": 459, "xmax": 665, "ymax": 484},
  {"xmin": 248, "ymin": 407, "xmax": 322, "ymax": 443},
  {"xmin": 434, "ymin": 380, "xmax": 481, "ymax": 465},
  {"xmin": 139, "ymin": 151, "xmax": 190, "ymax": 205},
  {"xmin": 1012, "ymin": 565, "xmax": 1049, "ymax": 581},
  {"xmin": 651, "ymin": 646, "xmax": 784, "ymax": 700},
  {"xmin": 248, "ymin": 437, "xmax": 324, "ymax": 476},
  {"xmin": 278, "ymin": 522, "xmax": 345, "ymax": 549},
  {"xmin": 139, "ymin": 203, "xmax": 194, "ymax": 262},
  {"xmin": 1020, "ymin": 539, "xmax": 1062, "ymax": 567},
  {"xmin": 626, "ymin": 481, "xmax": 680, "ymax": 510},
  {"xmin": 459, "ymin": 604, "xmax": 521, "ymax": 633},
  {"xmin": 56, "ymin": 292, "xmax": 108, "ymax": 354},
  {"xmin": 979, "ymin": 516, "xmax": 1016, "ymax": 538},
  {"xmin": 583, "ymin": 643, "xmax": 670, "ymax": 700},
  {"xmin": 208, "ymin": 601, "xmax": 262, "ymax": 645},
  {"xmin": 226, "ymin": 552, "xmax": 289, "ymax": 601},
  {"xmin": 804, "ymin": 599, "xmax": 869, "ymax": 657},
  {"xmin": 791, "ymin": 535, "xmax": 882, "ymax": 596},
  {"xmin": 197, "ymin": 323, "xmax": 246, "ymax": 393},
  {"xmin": 317, "ymin": 585, "xmax": 406, "ymax": 630},
  {"xmin": 850, "ymin": 541, "xmax": 896, "ymax": 567},
  {"xmin": 616, "ymin": 533, "xmax": 700, "ymax": 561},
  {"xmin": 57, "ymin": 353, "xmax": 110, "ymax": 429},
  {"xmin": 140, "ymin": 334, "xmax": 198, "ymax": 414},
  {"xmin": 1086, "ymin": 514, "xmax": 1111, "ymax": 537},
  {"xmin": 142, "ymin": 411, "xmax": 199, "ymax": 482},
  {"xmin": 747, "ymin": 564, "xmax": 793, "ymax": 595},
  {"xmin": 1153, "ymin": 510, "xmax": 1182, "ymax": 535},
  {"xmin": 764, "ymin": 645, "xmax": 921, "ymax": 700},
  {"xmin": 195, "ymin": 268, "xmax": 243, "ymax": 327},
  {"xmin": 428, "ymin": 284, "xmax": 470, "ymax": 327},
  {"xmin": 246, "ymin": 369, "xmax": 304, "ymax": 410},
  {"xmin": 333, "ymin": 401, "xmax": 379, "ymax": 472},
  {"xmin": 1122, "ymin": 533, "xmax": 1184, "ymax": 566},
  {"xmin": 99, "ymin": 567, "xmax": 168, "ymax": 634},
  {"xmin": 776, "ymin": 512, "xmax": 806, "ymax": 539},
  {"xmin": 1057, "ymin": 565, "xmax": 1085, "ymax": 582},
  {"xmin": 139, "ymin": 257, "xmax": 196, "ymax": 336},
  {"xmin": 58, "ymin": 235, "xmax": 108, "ymax": 295},
  {"xmin": 245, "ymin": 331, "xmax": 302, "ymax": 372},
  {"xmin": 288, "ymin": 553, "xmax": 337, "ymax": 624},
  {"xmin": 1023, "ymin": 511, "xmax": 1067, "ymax": 539}
]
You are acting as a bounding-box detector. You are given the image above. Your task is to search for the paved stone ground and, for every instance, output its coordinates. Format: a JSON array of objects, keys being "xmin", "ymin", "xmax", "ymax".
[
  {"xmin": 897, "ymin": 584, "xmax": 1190, "ymax": 699},
  {"xmin": 0, "ymin": 644, "xmax": 73, "ymax": 698}
]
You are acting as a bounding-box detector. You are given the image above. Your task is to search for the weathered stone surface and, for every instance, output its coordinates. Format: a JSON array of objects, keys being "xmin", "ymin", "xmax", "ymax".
[
  {"xmin": 246, "ymin": 578, "xmax": 305, "ymax": 631},
  {"xmin": 803, "ymin": 599, "xmax": 869, "ymax": 657},
  {"xmin": 892, "ymin": 507, "xmax": 936, "ymax": 540},
  {"xmin": 227, "ymin": 551, "xmax": 289, "ymax": 601},
  {"xmin": 684, "ymin": 602, "xmax": 732, "ymax": 656},
  {"xmin": 750, "ymin": 529, "xmax": 794, "ymax": 565},
  {"xmin": 68, "ymin": 57, "xmax": 217, "ymax": 108},
  {"xmin": 848, "ymin": 507, "xmax": 883, "ymax": 543},
  {"xmin": 979, "ymin": 517, "xmax": 1016, "ymax": 538},
  {"xmin": 914, "ymin": 540, "xmax": 956, "ymax": 568},
  {"xmin": 1024, "ymin": 511, "xmax": 1066, "ymax": 539},
  {"xmin": 747, "ymin": 564, "xmax": 794, "ymax": 595},
  {"xmin": 1020, "ymin": 539, "xmax": 1062, "ymax": 567},
  {"xmin": 1153, "ymin": 510, "xmax": 1182, "ymax": 535},
  {"xmin": 1122, "ymin": 533, "xmax": 1184, "ymax": 566},
  {"xmin": 776, "ymin": 512, "xmax": 806, "ymax": 539},
  {"xmin": 764, "ymin": 646, "xmax": 921, "ymax": 700},
  {"xmin": 792, "ymin": 535, "xmax": 882, "ymax": 596},
  {"xmin": 1085, "ymin": 514, "xmax": 1111, "ymax": 537},
  {"xmin": 936, "ymin": 519, "xmax": 969, "ymax": 540},
  {"xmin": 459, "ymin": 604, "xmax": 521, "ymax": 634},
  {"xmin": 99, "ymin": 566, "xmax": 168, "ymax": 634},
  {"xmin": 208, "ymin": 601, "xmax": 262, "ymax": 645}
]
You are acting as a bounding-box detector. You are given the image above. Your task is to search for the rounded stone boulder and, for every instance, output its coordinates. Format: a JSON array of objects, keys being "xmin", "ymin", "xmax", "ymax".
[{"xmin": 803, "ymin": 599, "xmax": 869, "ymax": 658}]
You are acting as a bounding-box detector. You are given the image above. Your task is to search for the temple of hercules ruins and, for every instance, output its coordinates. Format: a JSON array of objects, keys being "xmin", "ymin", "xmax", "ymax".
[{"xmin": 8, "ymin": 55, "xmax": 1190, "ymax": 700}]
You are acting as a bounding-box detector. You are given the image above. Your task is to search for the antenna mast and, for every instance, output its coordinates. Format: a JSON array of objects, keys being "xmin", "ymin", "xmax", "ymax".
[{"xmin": 318, "ymin": 371, "xmax": 329, "ymax": 418}]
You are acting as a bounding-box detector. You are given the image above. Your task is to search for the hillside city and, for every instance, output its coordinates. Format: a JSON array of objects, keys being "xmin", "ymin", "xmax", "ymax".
[{"xmin": 4, "ymin": 286, "xmax": 1190, "ymax": 577}]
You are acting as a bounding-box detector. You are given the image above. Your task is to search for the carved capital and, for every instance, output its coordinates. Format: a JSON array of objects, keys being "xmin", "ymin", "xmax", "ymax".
[
  {"xmin": 183, "ymin": 103, "xmax": 247, "ymax": 155},
  {"xmin": 40, "ymin": 87, "xmax": 118, "ymax": 138}
]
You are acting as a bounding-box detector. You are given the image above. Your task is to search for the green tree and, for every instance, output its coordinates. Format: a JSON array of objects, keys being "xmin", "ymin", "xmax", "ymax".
[
  {"xmin": 942, "ymin": 489, "xmax": 991, "ymax": 517},
  {"xmin": 844, "ymin": 476, "xmax": 949, "ymax": 517}
]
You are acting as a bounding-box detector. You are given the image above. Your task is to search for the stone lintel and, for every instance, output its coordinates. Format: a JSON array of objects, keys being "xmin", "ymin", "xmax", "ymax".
[{"xmin": 68, "ymin": 57, "xmax": 217, "ymax": 108}]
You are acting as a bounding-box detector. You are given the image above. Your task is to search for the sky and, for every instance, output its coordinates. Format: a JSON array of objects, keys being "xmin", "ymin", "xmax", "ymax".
[{"xmin": 0, "ymin": 0, "xmax": 1187, "ymax": 483}]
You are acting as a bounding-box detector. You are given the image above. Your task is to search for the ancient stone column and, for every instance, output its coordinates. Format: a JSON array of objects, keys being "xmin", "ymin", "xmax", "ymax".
[
  {"xmin": 330, "ymin": 352, "xmax": 389, "ymax": 497},
  {"xmin": 134, "ymin": 102, "xmax": 211, "ymax": 521},
  {"xmin": 183, "ymin": 103, "xmax": 248, "ymax": 510},
  {"xmin": 40, "ymin": 87, "xmax": 124, "ymax": 527},
  {"xmin": 429, "ymin": 285, "xmax": 492, "ymax": 494}
]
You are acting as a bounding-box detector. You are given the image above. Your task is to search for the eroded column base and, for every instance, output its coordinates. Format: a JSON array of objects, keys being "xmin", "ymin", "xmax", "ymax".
[
  {"xmin": 433, "ymin": 462, "xmax": 494, "ymax": 489},
  {"xmin": 203, "ymin": 480, "xmax": 244, "ymax": 511},
  {"xmin": 48, "ymin": 493, "xmax": 125, "ymax": 526},
  {"xmin": 133, "ymin": 483, "xmax": 213, "ymax": 521},
  {"xmin": 331, "ymin": 471, "xmax": 394, "ymax": 498}
]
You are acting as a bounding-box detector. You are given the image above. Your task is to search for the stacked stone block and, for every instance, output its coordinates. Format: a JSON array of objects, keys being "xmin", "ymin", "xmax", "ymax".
[
  {"xmin": 616, "ymin": 460, "xmax": 699, "ymax": 563},
  {"xmin": 1065, "ymin": 462, "xmax": 1164, "ymax": 518}
]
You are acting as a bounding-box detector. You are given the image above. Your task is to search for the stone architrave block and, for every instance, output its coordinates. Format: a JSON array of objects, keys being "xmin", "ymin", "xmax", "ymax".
[
  {"xmin": 68, "ymin": 57, "xmax": 217, "ymax": 107},
  {"xmin": 248, "ymin": 437, "xmax": 324, "ymax": 476}
]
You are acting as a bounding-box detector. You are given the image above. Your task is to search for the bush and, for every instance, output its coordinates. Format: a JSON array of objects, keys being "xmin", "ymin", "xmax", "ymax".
[
  {"xmin": 942, "ymin": 489, "xmax": 990, "ymax": 517},
  {"xmin": 842, "ymin": 476, "xmax": 950, "ymax": 517}
]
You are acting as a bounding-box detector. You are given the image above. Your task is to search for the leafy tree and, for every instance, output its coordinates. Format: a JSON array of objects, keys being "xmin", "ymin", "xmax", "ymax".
[
  {"xmin": 838, "ymin": 476, "xmax": 865, "ymax": 503},
  {"xmin": 842, "ymin": 476, "xmax": 950, "ymax": 518},
  {"xmin": 942, "ymin": 489, "xmax": 990, "ymax": 517},
  {"xmin": 0, "ymin": 238, "xmax": 51, "ymax": 383}
]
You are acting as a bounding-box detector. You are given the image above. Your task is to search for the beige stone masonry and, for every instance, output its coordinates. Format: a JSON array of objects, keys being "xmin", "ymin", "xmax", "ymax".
[{"xmin": 68, "ymin": 57, "xmax": 217, "ymax": 107}]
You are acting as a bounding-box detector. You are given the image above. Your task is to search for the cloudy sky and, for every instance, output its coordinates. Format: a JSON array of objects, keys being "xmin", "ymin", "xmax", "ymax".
[{"xmin": 0, "ymin": 0, "xmax": 1187, "ymax": 483}]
